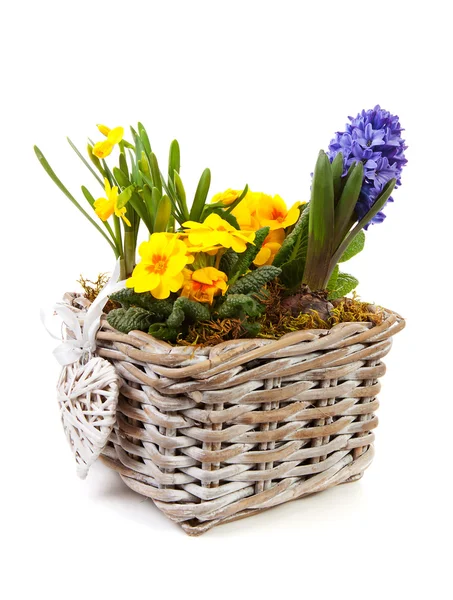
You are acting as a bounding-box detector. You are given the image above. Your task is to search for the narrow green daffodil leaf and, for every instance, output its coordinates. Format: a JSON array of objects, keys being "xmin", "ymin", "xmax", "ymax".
[
  {"xmin": 150, "ymin": 152, "xmax": 162, "ymax": 196},
  {"xmin": 67, "ymin": 137, "xmax": 104, "ymax": 187},
  {"xmin": 138, "ymin": 122, "xmax": 151, "ymax": 156},
  {"xmin": 34, "ymin": 146, "xmax": 117, "ymax": 255},
  {"xmin": 189, "ymin": 168, "xmax": 211, "ymax": 221},
  {"xmin": 113, "ymin": 167, "xmax": 130, "ymax": 189}
]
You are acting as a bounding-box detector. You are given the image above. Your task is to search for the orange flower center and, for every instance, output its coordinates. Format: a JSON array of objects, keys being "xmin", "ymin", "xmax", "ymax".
[
  {"xmin": 147, "ymin": 255, "xmax": 168, "ymax": 274},
  {"xmin": 271, "ymin": 208, "xmax": 286, "ymax": 222}
]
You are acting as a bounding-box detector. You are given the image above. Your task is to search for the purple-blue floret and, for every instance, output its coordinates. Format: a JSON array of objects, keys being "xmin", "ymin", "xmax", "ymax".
[{"xmin": 327, "ymin": 105, "xmax": 408, "ymax": 225}]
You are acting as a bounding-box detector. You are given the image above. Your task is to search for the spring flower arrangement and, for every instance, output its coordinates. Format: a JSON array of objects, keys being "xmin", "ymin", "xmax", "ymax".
[{"xmin": 35, "ymin": 106, "xmax": 407, "ymax": 345}]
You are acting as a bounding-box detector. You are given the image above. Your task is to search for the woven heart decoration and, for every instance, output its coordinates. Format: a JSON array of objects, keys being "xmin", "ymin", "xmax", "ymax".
[{"xmin": 57, "ymin": 356, "xmax": 119, "ymax": 479}]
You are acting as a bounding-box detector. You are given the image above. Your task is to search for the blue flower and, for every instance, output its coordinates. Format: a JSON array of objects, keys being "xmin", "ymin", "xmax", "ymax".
[{"xmin": 327, "ymin": 105, "xmax": 407, "ymax": 226}]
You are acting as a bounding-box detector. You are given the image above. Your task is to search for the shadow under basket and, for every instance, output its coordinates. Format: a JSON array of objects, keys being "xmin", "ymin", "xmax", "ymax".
[{"xmin": 95, "ymin": 310, "xmax": 404, "ymax": 535}]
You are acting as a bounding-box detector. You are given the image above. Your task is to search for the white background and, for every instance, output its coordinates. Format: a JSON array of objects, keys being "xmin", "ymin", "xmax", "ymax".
[{"xmin": 1, "ymin": 1, "xmax": 451, "ymax": 598}]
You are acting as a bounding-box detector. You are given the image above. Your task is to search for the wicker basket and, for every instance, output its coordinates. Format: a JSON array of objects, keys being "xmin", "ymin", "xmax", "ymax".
[{"xmin": 91, "ymin": 309, "xmax": 404, "ymax": 535}]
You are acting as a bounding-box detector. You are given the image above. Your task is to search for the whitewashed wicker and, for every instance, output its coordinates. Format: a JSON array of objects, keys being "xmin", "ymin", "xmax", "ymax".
[{"xmin": 89, "ymin": 308, "xmax": 405, "ymax": 535}]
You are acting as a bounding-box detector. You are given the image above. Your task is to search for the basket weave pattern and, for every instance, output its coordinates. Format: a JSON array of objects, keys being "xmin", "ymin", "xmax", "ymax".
[{"xmin": 95, "ymin": 311, "xmax": 404, "ymax": 535}]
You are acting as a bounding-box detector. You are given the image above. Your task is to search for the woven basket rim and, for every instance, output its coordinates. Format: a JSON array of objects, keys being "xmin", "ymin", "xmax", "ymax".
[{"xmin": 98, "ymin": 306, "xmax": 405, "ymax": 365}]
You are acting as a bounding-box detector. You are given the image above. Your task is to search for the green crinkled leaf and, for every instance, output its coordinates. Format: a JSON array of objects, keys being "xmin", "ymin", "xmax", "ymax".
[
  {"xmin": 278, "ymin": 258, "xmax": 304, "ymax": 291},
  {"xmin": 219, "ymin": 249, "xmax": 239, "ymax": 277},
  {"xmin": 275, "ymin": 205, "xmax": 310, "ymax": 290},
  {"xmin": 328, "ymin": 272, "xmax": 359, "ymax": 300},
  {"xmin": 273, "ymin": 204, "xmax": 309, "ymax": 267},
  {"xmin": 109, "ymin": 289, "xmax": 173, "ymax": 318},
  {"xmin": 166, "ymin": 297, "xmax": 211, "ymax": 328},
  {"xmin": 107, "ymin": 307, "xmax": 155, "ymax": 333},
  {"xmin": 228, "ymin": 227, "xmax": 270, "ymax": 285},
  {"xmin": 241, "ymin": 320, "xmax": 261, "ymax": 337},
  {"xmin": 227, "ymin": 265, "xmax": 281, "ymax": 296},
  {"xmin": 217, "ymin": 294, "xmax": 263, "ymax": 319},
  {"xmin": 148, "ymin": 323, "xmax": 179, "ymax": 342},
  {"xmin": 326, "ymin": 265, "xmax": 339, "ymax": 292},
  {"xmin": 338, "ymin": 230, "xmax": 365, "ymax": 262}
]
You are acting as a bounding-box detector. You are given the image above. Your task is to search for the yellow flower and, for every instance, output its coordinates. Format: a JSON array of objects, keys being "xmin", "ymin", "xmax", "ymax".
[
  {"xmin": 210, "ymin": 189, "xmax": 241, "ymax": 206},
  {"xmin": 94, "ymin": 178, "xmax": 131, "ymax": 226},
  {"xmin": 253, "ymin": 229, "xmax": 285, "ymax": 266},
  {"xmin": 126, "ymin": 233, "xmax": 189, "ymax": 299},
  {"xmin": 231, "ymin": 191, "xmax": 269, "ymax": 231},
  {"xmin": 183, "ymin": 213, "xmax": 255, "ymax": 253},
  {"xmin": 181, "ymin": 267, "xmax": 228, "ymax": 304},
  {"xmin": 92, "ymin": 124, "xmax": 124, "ymax": 158},
  {"xmin": 256, "ymin": 195, "xmax": 301, "ymax": 230}
]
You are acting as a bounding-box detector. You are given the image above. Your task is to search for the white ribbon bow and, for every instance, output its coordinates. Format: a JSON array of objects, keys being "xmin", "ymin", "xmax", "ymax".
[{"xmin": 41, "ymin": 261, "xmax": 126, "ymax": 365}]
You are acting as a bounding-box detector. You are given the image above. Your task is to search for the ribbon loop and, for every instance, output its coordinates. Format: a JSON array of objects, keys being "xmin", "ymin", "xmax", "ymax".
[{"xmin": 42, "ymin": 261, "xmax": 126, "ymax": 365}]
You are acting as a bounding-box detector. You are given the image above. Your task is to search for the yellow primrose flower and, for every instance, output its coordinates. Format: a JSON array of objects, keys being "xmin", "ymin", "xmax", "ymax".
[
  {"xmin": 94, "ymin": 178, "xmax": 131, "ymax": 226},
  {"xmin": 165, "ymin": 233, "xmax": 195, "ymax": 264},
  {"xmin": 253, "ymin": 229, "xmax": 285, "ymax": 266},
  {"xmin": 256, "ymin": 195, "xmax": 301, "ymax": 230},
  {"xmin": 183, "ymin": 213, "xmax": 255, "ymax": 253},
  {"xmin": 181, "ymin": 267, "xmax": 228, "ymax": 304},
  {"xmin": 210, "ymin": 189, "xmax": 241, "ymax": 206},
  {"xmin": 231, "ymin": 191, "xmax": 266, "ymax": 231},
  {"xmin": 126, "ymin": 233, "xmax": 189, "ymax": 299},
  {"xmin": 92, "ymin": 124, "xmax": 124, "ymax": 158}
]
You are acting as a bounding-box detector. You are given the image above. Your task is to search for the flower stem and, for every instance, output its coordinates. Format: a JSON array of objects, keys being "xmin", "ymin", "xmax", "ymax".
[
  {"xmin": 214, "ymin": 249, "xmax": 224, "ymax": 270},
  {"xmin": 124, "ymin": 229, "xmax": 136, "ymax": 278}
]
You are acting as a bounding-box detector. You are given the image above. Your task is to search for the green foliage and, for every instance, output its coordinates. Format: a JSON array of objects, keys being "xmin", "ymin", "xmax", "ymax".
[
  {"xmin": 145, "ymin": 297, "xmax": 211, "ymax": 342},
  {"xmin": 166, "ymin": 297, "xmax": 211, "ymax": 328},
  {"xmin": 217, "ymin": 294, "xmax": 263, "ymax": 319},
  {"xmin": 326, "ymin": 264, "xmax": 339, "ymax": 291},
  {"xmin": 303, "ymin": 151, "xmax": 335, "ymax": 291},
  {"xmin": 275, "ymin": 206, "xmax": 310, "ymax": 290},
  {"xmin": 334, "ymin": 161, "xmax": 363, "ymax": 247},
  {"xmin": 228, "ymin": 227, "xmax": 270, "ymax": 286},
  {"xmin": 298, "ymin": 149, "xmax": 396, "ymax": 292},
  {"xmin": 241, "ymin": 320, "xmax": 262, "ymax": 337},
  {"xmin": 107, "ymin": 307, "xmax": 156, "ymax": 333},
  {"xmin": 273, "ymin": 204, "xmax": 309, "ymax": 268},
  {"xmin": 331, "ymin": 152, "xmax": 344, "ymax": 202},
  {"xmin": 189, "ymin": 168, "xmax": 211, "ymax": 221},
  {"xmin": 338, "ymin": 230, "xmax": 365, "ymax": 262},
  {"xmin": 219, "ymin": 249, "xmax": 239, "ymax": 277},
  {"xmin": 148, "ymin": 323, "xmax": 180, "ymax": 342},
  {"xmin": 227, "ymin": 265, "xmax": 281, "ymax": 295},
  {"xmin": 109, "ymin": 288, "xmax": 174, "ymax": 318},
  {"xmin": 327, "ymin": 272, "xmax": 359, "ymax": 300}
]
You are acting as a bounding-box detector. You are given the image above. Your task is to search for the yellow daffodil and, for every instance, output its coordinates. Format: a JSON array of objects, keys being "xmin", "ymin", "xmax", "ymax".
[
  {"xmin": 253, "ymin": 229, "xmax": 285, "ymax": 266},
  {"xmin": 94, "ymin": 178, "xmax": 131, "ymax": 226},
  {"xmin": 183, "ymin": 213, "xmax": 255, "ymax": 253},
  {"xmin": 256, "ymin": 195, "xmax": 301, "ymax": 230},
  {"xmin": 126, "ymin": 233, "xmax": 189, "ymax": 298},
  {"xmin": 92, "ymin": 124, "xmax": 124, "ymax": 158},
  {"xmin": 181, "ymin": 267, "xmax": 228, "ymax": 304},
  {"xmin": 210, "ymin": 189, "xmax": 241, "ymax": 206}
]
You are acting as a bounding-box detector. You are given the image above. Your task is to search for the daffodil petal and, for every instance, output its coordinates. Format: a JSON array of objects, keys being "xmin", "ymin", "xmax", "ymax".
[
  {"xmin": 107, "ymin": 126, "xmax": 124, "ymax": 145},
  {"xmin": 93, "ymin": 140, "xmax": 114, "ymax": 159},
  {"xmin": 97, "ymin": 124, "xmax": 111, "ymax": 137}
]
